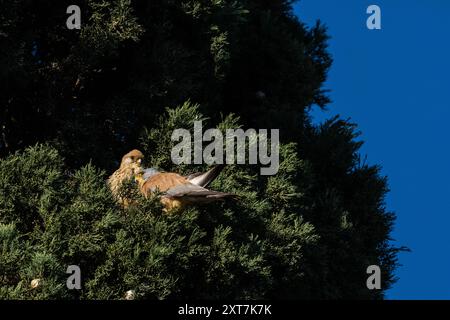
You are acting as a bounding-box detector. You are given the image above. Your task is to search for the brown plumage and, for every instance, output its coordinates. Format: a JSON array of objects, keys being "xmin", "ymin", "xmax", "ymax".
[
  {"xmin": 109, "ymin": 150, "xmax": 235, "ymax": 211},
  {"xmin": 108, "ymin": 149, "xmax": 144, "ymax": 206},
  {"xmin": 136, "ymin": 169, "xmax": 235, "ymax": 211}
]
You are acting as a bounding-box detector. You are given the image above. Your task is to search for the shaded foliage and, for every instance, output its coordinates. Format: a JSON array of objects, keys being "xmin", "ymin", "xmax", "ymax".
[{"xmin": 0, "ymin": 0, "xmax": 403, "ymax": 299}]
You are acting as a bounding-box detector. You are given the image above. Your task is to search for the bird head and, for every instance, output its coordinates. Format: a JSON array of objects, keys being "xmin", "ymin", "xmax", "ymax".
[{"xmin": 120, "ymin": 149, "xmax": 144, "ymax": 175}]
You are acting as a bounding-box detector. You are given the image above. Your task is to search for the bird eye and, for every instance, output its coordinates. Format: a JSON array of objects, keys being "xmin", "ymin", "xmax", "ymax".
[{"xmin": 137, "ymin": 159, "xmax": 142, "ymax": 164}]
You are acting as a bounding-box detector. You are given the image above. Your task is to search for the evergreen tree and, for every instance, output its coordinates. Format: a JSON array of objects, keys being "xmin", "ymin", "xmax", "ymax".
[{"xmin": 0, "ymin": 0, "xmax": 404, "ymax": 299}]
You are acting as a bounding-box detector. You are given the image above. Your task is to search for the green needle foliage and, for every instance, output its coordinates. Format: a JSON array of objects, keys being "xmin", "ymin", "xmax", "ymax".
[{"xmin": 0, "ymin": 0, "xmax": 404, "ymax": 299}]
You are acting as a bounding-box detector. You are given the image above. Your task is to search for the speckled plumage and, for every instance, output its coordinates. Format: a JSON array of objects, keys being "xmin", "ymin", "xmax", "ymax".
[{"xmin": 108, "ymin": 149, "xmax": 144, "ymax": 206}]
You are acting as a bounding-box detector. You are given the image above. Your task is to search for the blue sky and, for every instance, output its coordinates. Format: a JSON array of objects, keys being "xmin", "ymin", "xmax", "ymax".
[{"xmin": 294, "ymin": 0, "xmax": 450, "ymax": 299}]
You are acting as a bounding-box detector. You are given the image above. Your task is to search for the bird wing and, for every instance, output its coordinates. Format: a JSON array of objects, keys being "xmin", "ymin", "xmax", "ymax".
[
  {"xmin": 142, "ymin": 171, "xmax": 234, "ymax": 204},
  {"xmin": 185, "ymin": 164, "xmax": 225, "ymax": 188},
  {"xmin": 142, "ymin": 172, "xmax": 190, "ymax": 193},
  {"xmin": 166, "ymin": 183, "xmax": 228, "ymax": 197},
  {"xmin": 165, "ymin": 183, "xmax": 235, "ymax": 203}
]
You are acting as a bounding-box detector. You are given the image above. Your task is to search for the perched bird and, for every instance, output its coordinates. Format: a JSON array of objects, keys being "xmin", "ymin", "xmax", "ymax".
[
  {"xmin": 109, "ymin": 149, "xmax": 235, "ymax": 211},
  {"xmin": 108, "ymin": 149, "xmax": 144, "ymax": 206}
]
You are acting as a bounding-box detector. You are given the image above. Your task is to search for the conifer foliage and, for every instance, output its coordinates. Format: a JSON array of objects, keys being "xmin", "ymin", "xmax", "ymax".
[{"xmin": 0, "ymin": 0, "xmax": 402, "ymax": 299}]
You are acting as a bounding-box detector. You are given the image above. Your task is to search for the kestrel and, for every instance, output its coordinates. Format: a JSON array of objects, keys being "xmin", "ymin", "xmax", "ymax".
[{"xmin": 109, "ymin": 149, "xmax": 235, "ymax": 211}]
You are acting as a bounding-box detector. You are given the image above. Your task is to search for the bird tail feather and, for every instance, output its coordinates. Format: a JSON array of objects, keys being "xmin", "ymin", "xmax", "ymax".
[{"xmin": 186, "ymin": 164, "xmax": 226, "ymax": 188}]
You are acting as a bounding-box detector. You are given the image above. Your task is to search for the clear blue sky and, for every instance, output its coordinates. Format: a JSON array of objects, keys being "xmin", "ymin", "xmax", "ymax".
[{"xmin": 294, "ymin": 0, "xmax": 450, "ymax": 299}]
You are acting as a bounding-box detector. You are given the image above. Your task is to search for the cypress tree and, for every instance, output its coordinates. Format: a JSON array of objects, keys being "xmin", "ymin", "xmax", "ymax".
[{"xmin": 0, "ymin": 0, "xmax": 404, "ymax": 299}]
